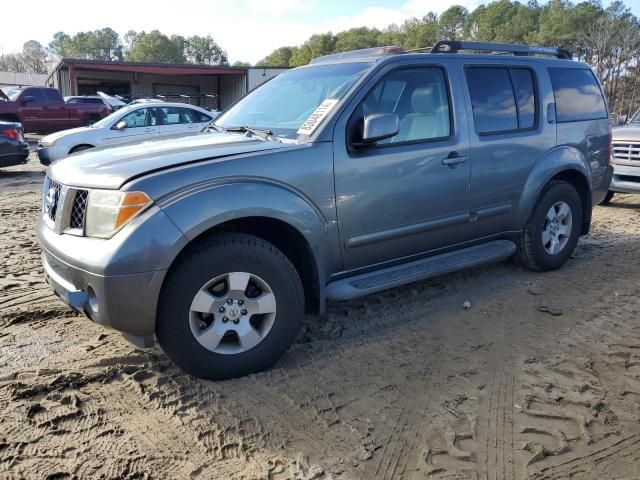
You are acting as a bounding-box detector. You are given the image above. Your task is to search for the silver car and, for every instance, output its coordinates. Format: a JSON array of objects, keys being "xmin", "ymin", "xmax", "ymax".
[{"xmin": 37, "ymin": 102, "xmax": 215, "ymax": 165}]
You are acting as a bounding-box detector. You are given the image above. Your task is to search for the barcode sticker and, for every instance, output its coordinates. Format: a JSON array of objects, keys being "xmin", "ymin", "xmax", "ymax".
[{"xmin": 297, "ymin": 99, "xmax": 339, "ymax": 136}]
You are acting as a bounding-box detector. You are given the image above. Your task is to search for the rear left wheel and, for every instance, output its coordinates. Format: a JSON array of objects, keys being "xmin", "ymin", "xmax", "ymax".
[
  {"xmin": 515, "ymin": 181, "xmax": 582, "ymax": 272},
  {"xmin": 156, "ymin": 233, "xmax": 304, "ymax": 380}
]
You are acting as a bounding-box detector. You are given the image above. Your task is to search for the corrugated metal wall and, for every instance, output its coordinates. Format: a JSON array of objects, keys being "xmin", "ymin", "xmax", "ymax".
[
  {"xmin": 247, "ymin": 68, "xmax": 287, "ymax": 91},
  {"xmin": 219, "ymin": 74, "xmax": 246, "ymax": 110},
  {"xmin": 0, "ymin": 71, "xmax": 48, "ymax": 88}
]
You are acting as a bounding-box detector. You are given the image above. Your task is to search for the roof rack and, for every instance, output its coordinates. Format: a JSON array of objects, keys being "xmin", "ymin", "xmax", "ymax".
[{"xmin": 431, "ymin": 40, "xmax": 572, "ymax": 60}]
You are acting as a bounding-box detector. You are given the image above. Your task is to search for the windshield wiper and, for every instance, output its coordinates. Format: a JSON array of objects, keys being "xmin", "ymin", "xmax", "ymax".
[{"xmin": 225, "ymin": 126, "xmax": 279, "ymax": 142}]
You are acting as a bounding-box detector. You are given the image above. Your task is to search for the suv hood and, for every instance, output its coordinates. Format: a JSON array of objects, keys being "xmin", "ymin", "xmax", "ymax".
[{"xmin": 49, "ymin": 131, "xmax": 293, "ymax": 189}]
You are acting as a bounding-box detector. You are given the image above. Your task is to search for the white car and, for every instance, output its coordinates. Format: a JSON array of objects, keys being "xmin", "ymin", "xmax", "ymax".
[{"xmin": 37, "ymin": 102, "xmax": 215, "ymax": 165}]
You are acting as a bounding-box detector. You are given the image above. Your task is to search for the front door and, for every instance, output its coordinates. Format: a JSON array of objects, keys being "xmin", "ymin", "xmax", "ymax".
[
  {"xmin": 333, "ymin": 64, "xmax": 472, "ymax": 271},
  {"xmin": 106, "ymin": 107, "xmax": 159, "ymax": 145},
  {"xmin": 18, "ymin": 88, "xmax": 47, "ymax": 133}
]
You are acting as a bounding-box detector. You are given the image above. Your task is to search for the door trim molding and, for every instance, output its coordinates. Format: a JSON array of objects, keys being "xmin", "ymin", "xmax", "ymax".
[{"xmin": 346, "ymin": 212, "xmax": 470, "ymax": 249}]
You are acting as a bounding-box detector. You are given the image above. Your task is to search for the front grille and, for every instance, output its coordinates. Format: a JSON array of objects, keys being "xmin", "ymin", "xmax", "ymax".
[
  {"xmin": 612, "ymin": 142, "xmax": 640, "ymax": 162},
  {"xmin": 69, "ymin": 190, "xmax": 88, "ymax": 230},
  {"xmin": 45, "ymin": 179, "xmax": 62, "ymax": 222}
]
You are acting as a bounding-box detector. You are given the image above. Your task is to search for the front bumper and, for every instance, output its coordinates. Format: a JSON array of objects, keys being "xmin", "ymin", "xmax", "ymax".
[
  {"xmin": 37, "ymin": 144, "xmax": 68, "ymax": 166},
  {"xmin": 36, "ymin": 204, "xmax": 189, "ymax": 345},
  {"xmin": 610, "ymin": 163, "xmax": 640, "ymax": 194}
]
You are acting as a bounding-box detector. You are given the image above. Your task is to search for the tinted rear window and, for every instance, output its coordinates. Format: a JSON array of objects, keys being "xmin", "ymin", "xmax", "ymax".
[
  {"xmin": 549, "ymin": 68, "xmax": 607, "ymax": 122},
  {"xmin": 467, "ymin": 66, "xmax": 540, "ymax": 135}
]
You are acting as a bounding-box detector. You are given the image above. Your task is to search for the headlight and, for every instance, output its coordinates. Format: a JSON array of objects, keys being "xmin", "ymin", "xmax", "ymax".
[
  {"xmin": 85, "ymin": 190, "xmax": 152, "ymax": 238},
  {"xmin": 40, "ymin": 135, "xmax": 58, "ymax": 147}
]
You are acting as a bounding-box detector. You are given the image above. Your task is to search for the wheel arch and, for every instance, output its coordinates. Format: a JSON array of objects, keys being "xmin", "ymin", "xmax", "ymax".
[
  {"xmin": 166, "ymin": 216, "xmax": 323, "ymax": 316},
  {"xmin": 69, "ymin": 144, "xmax": 95, "ymax": 154},
  {"xmin": 158, "ymin": 181, "xmax": 337, "ymax": 317},
  {"xmin": 517, "ymin": 147, "xmax": 593, "ymax": 236}
]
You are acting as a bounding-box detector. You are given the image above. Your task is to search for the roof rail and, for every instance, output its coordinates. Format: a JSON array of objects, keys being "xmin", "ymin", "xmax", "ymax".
[
  {"xmin": 431, "ymin": 40, "xmax": 572, "ymax": 60},
  {"xmin": 310, "ymin": 46, "xmax": 404, "ymax": 64}
]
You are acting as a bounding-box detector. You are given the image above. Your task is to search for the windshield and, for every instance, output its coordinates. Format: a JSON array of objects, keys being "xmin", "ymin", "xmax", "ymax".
[
  {"xmin": 91, "ymin": 104, "xmax": 138, "ymax": 128},
  {"xmin": 1, "ymin": 88, "xmax": 22, "ymax": 101},
  {"xmin": 629, "ymin": 111, "xmax": 640, "ymax": 124},
  {"xmin": 215, "ymin": 62, "xmax": 371, "ymax": 140}
]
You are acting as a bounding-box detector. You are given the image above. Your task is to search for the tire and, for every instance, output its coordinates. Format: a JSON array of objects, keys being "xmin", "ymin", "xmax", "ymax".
[
  {"xmin": 69, "ymin": 145, "xmax": 93, "ymax": 154},
  {"xmin": 156, "ymin": 233, "xmax": 305, "ymax": 380},
  {"xmin": 515, "ymin": 181, "xmax": 583, "ymax": 272},
  {"xmin": 599, "ymin": 190, "xmax": 615, "ymax": 205}
]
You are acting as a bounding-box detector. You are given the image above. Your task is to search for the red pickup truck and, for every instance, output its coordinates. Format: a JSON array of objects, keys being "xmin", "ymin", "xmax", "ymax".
[{"xmin": 0, "ymin": 87, "xmax": 110, "ymax": 133}]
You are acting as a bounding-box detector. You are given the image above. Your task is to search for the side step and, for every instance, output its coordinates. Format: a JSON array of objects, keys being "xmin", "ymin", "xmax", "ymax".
[{"xmin": 326, "ymin": 240, "xmax": 516, "ymax": 301}]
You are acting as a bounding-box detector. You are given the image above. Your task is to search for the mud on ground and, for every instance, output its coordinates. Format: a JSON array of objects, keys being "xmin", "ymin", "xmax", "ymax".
[{"xmin": 1, "ymin": 154, "xmax": 640, "ymax": 479}]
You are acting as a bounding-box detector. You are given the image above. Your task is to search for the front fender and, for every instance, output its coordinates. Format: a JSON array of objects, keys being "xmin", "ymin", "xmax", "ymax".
[
  {"xmin": 159, "ymin": 179, "xmax": 334, "ymax": 301},
  {"xmin": 514, "ymin": 146, "xmax": 592, "ymax": 229}
]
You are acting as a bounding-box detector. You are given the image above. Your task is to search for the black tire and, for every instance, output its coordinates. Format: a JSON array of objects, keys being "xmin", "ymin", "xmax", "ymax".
[
  {"xmin": 69, "ymin": 145, "xmax": 93, "ymax": 154},
  {"xmin": 599, "ymin": 190, "xmax": 615, "ymax": 205},
  {"xmin": 156, "ymin": 233, "xmax": 304, "ymax": 380},
  {"xmin": 515, "ymin": 181, "xmax": 583, "ymax": 272}
]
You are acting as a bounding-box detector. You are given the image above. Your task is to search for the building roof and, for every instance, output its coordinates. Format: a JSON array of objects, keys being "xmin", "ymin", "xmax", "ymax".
[
  {"xmin": 0, "ymin": 70, "xmax": 48, "ymax": 87},
  {"xmin": 50, "ymin": 58, "xmax": 247, "ymax": 82}
]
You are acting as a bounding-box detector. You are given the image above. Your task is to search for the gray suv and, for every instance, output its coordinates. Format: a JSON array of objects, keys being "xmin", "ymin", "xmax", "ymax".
[{"xmin": 37, "ymin": 41, "xmax": 613, "ymax": 379}]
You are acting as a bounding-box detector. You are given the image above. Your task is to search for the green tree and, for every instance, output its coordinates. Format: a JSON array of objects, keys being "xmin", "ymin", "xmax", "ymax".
[
  {"xmin": 334, "ymin": 27, "xmax": 383, "ymax": 52},
  {"xmin": 439, "ymin": 6, "xmax": 469, "ymax": 40},
  {"xmin": 258, "ymin": 46, "xmax": 297, "ymax": 66},
  {"xmin": 186, "ymin": 35, "xmax": 228, "ymax": 65},
  {"xmin": 289, "ymin": 33, "xmax": 336, "ymax": 66},
  {"xmin": 48, "ymin": 29, "xmax": 122, "ymax": 61},
  {"xmin": 125, "ymin": 30, "xmax": 186, "ymax": 63}
]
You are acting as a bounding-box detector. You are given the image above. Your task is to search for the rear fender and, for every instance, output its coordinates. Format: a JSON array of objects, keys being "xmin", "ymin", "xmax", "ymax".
[{"xmin": 515, "ymin": 146, "xmax": 592, "ymax": 231}]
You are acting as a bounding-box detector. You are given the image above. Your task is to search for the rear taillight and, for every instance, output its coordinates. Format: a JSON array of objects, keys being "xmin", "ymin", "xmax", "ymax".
[
  {"xmin": 608, "ymin": 123, "xmax": 612, "ymax": 165},
  {"xmin": 2, "ymin": 128, "xmax": 21, "ymax": 140}
]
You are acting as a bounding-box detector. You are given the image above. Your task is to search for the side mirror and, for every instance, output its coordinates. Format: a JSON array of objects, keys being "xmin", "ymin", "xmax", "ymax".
[
  {"xmin": 361, "ymin": 113, "xmax": 400, "ymax": 145},
  {"xmin": 616, "ymin": 114, "xmax": 628, "ymax": 126},
  {"xmin": 115, "ymin": 121, "xmax": 127, "ymax": 131},
  {"xmin": 21, "ymin": 96, "xmax": 34, "ymax": 105}
]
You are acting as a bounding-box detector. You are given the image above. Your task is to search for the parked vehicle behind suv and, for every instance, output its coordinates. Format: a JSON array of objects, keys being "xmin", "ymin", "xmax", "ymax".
[
  {"xmin": 37, "ymin": 102, "xmax": 215, "ymax": 165},
  {"xmin": 0, "ymin": 87, "xmax": 110, "ymax": 133},
  {"xmin": 600, "ymin": 113, "xmax": 640, "ymax": 204},
  {"xmin": 0, "ymin": 121, "xmax": 29, "ymax": 168},
  {"xmin": 37, "ymin": 41, "xmax": 613, "ymax": 380}
]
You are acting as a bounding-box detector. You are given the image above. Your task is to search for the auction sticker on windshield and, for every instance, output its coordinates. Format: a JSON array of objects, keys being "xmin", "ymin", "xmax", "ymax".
[{"xmin": 297, "ymin": 99, "xmax": 339, "ymax": 136}]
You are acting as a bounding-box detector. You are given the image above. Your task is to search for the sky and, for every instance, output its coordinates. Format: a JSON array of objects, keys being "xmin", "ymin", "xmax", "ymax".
[{"xmin": 2, "ymin": 0, "xmax": 640, "ymax": 64}]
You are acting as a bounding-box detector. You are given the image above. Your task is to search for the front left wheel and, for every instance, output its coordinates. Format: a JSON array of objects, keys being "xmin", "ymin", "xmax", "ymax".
[{"xmin": 156, "ymin": 233, "xmax": 305, "ymax": 380}]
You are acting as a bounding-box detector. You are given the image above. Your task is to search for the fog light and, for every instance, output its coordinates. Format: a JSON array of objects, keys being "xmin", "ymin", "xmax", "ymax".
[{"xmin": 87, "ymin": 286, "xmax": 99, "ymax": 314}]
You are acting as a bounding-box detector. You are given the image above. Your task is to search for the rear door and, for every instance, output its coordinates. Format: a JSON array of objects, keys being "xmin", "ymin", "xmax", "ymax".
[
  {"xmin": 106, "ymin": 107, "xmax": 159, "ymax": 144},
  {"xmin": 157, "ymin": 106, "xmax": 211, "ymax": 136},
  {"xmin": 460, "ymin": 60, "xmax": 556, "ymax": 238},
  {"xmin": 333, "ymin": 61, "xmax": 472, "ymax": 270}
]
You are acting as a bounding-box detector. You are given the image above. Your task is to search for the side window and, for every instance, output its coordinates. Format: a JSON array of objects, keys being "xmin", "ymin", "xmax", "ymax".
[
  {"xmin": 120, "ymin": 108, "xmax": 155, "ymax": 128},
  {"xmin": 510, "ymin": 69, "xmax": 536, "ymax": 129},
  {"xmin": 179, "ymin": 107, "xmax": 202, "ymax": 123},
  {"xmin": 466, "ymin": 68, "xmax": 517, "ymax": 133},
  {"xmin": 44, "ymin": 90, "xmax": 61, "ymax": 104},
  {"xmin": 67, "ymin": 97, "xmax": 80, "ymax": 104},
  {"xmin": 466, "ymin": 67, "xmax": 537, "ymax": 134},
  {"xmin": 548, "ymin": 68, "xmax": 607, "ymax": 122},
  {"xmin": 23, "ymin": 89, "xmax": 45, "ymax": 106},
  {"xmin": 359, "ymin": 67, "xmax": 451, "ymax": 144}
]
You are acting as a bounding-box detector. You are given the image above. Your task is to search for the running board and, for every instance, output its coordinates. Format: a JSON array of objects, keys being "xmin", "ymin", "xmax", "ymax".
[{"xmin": 326, "ymin": 240, "xmax": 516, "ymax": 301}]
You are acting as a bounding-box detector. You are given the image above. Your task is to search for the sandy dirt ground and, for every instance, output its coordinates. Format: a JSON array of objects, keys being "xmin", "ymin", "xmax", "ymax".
[{"xmin": 1, "ymin": 149, "xmax": 640, "ymax": 480}]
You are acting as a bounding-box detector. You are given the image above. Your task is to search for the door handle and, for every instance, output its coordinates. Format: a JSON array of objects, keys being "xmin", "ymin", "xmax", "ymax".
[{"xmin": 442, "ymin": 152, "xmax": 468, "ymax": 167}]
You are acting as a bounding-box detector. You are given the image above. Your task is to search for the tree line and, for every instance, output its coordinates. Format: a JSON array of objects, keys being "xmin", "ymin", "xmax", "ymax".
[
  {"xmin": 259, "ymin": 0, "xmax": 640, "ymax": 117},
  {"xmin": 0, "ymin": 28, "xmax": 232, "ymax": 75}
]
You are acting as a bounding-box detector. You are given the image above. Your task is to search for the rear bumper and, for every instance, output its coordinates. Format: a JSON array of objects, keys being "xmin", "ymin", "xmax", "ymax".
[
  {"xmin": 0, "ymin": 144, "xmax": 29, "ymax": 168},
  {"xmin": 609, "ymin": 163, "xmax": 640, "ymax": 194},
  {"xmin": 592, "ymin": 165, "xmax": 614, "ymax": 205}
]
